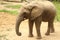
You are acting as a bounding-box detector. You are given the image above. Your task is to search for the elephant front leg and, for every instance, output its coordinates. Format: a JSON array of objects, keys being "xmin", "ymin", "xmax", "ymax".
[
  {"xmin": 28, "ymin": 20, "xmax": 34, "ymax": 37},
  {"xmin": 35, "ymin": 20, "xmax": 42, "ymax": 39}
]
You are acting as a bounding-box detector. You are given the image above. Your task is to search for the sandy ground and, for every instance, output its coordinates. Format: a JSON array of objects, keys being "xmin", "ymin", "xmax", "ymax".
[{"xmin": 0, "ymin": 12, "xmax": 60, "ymax": 40}]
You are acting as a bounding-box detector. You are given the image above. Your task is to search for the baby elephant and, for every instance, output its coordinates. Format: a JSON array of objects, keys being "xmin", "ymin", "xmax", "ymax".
[{"xmin": 15, "ymin": 1, "xmax": 56, "ymax": 39}]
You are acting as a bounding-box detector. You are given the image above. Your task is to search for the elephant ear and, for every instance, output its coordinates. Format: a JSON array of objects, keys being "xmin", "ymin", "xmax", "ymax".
[
  {"xmin": 24, "ymin": 4, "xmax": 43, "ymax": 20},
  {"xmin": 31, "ymin": 5, "xmax": 43, "ymax": 20}
]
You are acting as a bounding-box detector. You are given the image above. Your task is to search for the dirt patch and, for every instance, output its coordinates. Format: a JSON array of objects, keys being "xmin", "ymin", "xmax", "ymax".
[
  {"xmin": 0, "ymin": 12, "xmax": 60, "ymax": 40},
  {"xmin": 0, "ymin": 12, "xmax": 16, "ymax": 40}
]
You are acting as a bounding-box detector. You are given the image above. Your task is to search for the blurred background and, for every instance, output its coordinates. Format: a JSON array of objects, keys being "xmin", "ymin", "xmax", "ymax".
[
  {"xmin": 0, "ymin": 0, "xmax": 60, "ymax": 21},
  {"xmin": 0, "ymin": 0, "xmax": 60, "ymax": 40}
]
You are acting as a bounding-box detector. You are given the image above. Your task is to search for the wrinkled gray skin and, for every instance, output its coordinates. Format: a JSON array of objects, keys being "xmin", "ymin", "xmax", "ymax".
[{"xmin": 15, "ymin": 1, "xmax": 56, "ymax": 39}]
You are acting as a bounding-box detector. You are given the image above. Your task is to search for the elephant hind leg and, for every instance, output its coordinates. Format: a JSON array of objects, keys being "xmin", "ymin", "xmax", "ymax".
[
  {"xmin": 45, "ymin": 21, "xmax": 55, "ymax": 35},
  {"xmin": 45, "ymin": 22, "xmax": 51, "ymax": 35},
  {"xmin": 50, "ymin": 22, "xmax": 55, "ymax": 33},
  {"xmin": 49, "ymin": 18, "xmax": 55, "ymax": 33}
]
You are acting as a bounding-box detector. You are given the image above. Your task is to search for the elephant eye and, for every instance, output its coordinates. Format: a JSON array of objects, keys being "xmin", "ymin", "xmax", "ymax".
[
  {"xmin": 23, "ymin": 12, "xmax": 27, "ymax": 16},
  {"xmin": 24, "ymin": 12, "xmax": 26, "ymax": 14}
]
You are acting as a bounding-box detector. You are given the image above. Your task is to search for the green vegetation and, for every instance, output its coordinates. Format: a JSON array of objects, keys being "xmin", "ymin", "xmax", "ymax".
[
  {"xmin": 53, "ymin": 2, "xmax": 60, "ymax": 21},
  {"xmin": 5, "ymin": 5, "xmax": 22, "ymax": 9},
  {"xmin": 0, "ymin": 9, "xmax": 18, "ymax": 15}
]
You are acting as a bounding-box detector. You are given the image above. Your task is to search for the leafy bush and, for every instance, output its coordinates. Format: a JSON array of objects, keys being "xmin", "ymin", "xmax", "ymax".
[{"xmin": 53, "ymin": 2, "xmax": 60, "ymax": 21}]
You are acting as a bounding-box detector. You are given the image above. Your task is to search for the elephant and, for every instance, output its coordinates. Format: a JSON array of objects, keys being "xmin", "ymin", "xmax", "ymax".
[{"xmin": 15, "ymin": 1, "xmax": 56, "ymax": 39}]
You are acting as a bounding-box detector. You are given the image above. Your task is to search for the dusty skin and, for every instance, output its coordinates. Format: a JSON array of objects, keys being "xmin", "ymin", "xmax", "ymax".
[{"xmin": 0, "ymin": 12, "xmax": 60, "ymax": 40}]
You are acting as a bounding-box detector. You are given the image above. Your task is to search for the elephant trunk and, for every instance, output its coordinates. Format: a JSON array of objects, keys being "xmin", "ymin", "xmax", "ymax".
[{"xmin": 16, "ymin": 16, "xmax": 24, "ymax": 36}]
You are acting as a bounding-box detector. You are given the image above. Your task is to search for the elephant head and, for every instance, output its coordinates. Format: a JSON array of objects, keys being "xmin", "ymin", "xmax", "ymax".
[{"xmin": 16, "ymin": 3, "xmax": 43, "ymax": 36}]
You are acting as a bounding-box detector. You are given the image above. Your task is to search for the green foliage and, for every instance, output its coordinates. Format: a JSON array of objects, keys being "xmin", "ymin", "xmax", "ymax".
[
  {"xmin": 0, "ymin": 9, "xmax": 18, "ymax": 15},
  {"xmin": 5, "ymin": 5, "xmax": 22, "ymax": 9},
  {"xmin": 53, "ymin": 2, "xmax": 60, "ymax": 21}
]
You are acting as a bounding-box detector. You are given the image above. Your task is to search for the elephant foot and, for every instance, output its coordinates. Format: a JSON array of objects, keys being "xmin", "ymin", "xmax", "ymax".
[
  {"xmin": 36, "ymin": 36, "xmax": 42, "ymax": 39},
  {"xmin": 28, "ymin": 34, "xmax": 33, "ymax": 37},
  {"xmin": 50, "ymin": 31, "xmax": 54, "ymax": 33},
  {"xmin": 50, "ymin": 30, "xmax": 55, "ymax": 33},
  {"xmin": 45, "ymin": 32, "xmax": 50, "ymax": 36}
]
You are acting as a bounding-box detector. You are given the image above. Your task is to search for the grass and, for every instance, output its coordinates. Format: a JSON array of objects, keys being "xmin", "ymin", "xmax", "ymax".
[
  {"xmin": 0, "ymin": 9, "xmax": 18, "ymax": 15},
  {"xmin": 5, "ymin": 5, "xmax": 22, "ymax": 9},
  {"xmin": 53, "ymin": 2, "xmax": 60, "ymax": 21}
]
